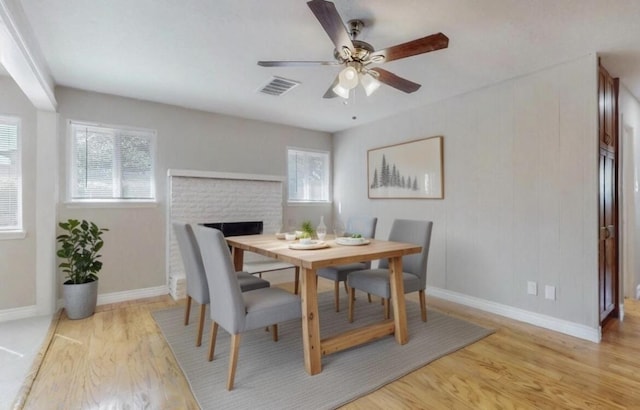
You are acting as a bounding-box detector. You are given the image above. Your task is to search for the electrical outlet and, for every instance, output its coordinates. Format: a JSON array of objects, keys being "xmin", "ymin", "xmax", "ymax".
[
  {"xmin": 527, "ymin": 281, "xmax": 537, "ymax": 295},
  {"xmin": 545, "ymin": 285, "xmax": 556, "ymax": 300}
]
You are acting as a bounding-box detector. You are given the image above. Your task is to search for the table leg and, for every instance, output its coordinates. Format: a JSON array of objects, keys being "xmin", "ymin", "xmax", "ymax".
[
  {"xmin": 388, "ymin": 256, "xmax": 408, "ymax": 344},
  {"xmin": 232, "ymin": 247, "xmax": 244, "ymax": 272},
  {"xmin": 300, "ymin": 267, "xmax": 322, "ymax": 375}
]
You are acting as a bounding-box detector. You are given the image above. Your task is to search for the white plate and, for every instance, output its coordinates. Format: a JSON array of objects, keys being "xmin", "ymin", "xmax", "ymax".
[
  {"xmin": 288, "ymin": 240, "xmax": 329, "ymax": 250},
  {"xmin": 335, "ymin": 238, "xmax": 370, "ymax": 246}
]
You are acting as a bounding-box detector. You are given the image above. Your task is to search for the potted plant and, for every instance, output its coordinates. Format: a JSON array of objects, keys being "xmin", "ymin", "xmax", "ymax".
[
  {"xmin": 301, "ymin": 220, "xmax": 315, "ymax": 238},
  {"xmin": 56, "ymin": 219, "xmax": 108, "ymax": 319}
]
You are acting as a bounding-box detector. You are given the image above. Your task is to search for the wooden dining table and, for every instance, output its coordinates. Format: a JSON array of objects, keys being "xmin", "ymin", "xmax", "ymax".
[{"xmin": 226, "ymin": 234, "xmax": 422, "ymax": 375}]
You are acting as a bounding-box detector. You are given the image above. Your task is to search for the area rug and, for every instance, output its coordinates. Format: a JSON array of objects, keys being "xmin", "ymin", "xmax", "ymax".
[{"xmin": 152, "ymin": 292, "xmax": 493, "ymax": 410}]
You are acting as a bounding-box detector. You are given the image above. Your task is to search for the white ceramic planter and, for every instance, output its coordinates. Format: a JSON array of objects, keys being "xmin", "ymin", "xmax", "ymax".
[{"xmin": 63, "ymin": 279, "xmax": 99, "ymax": 320}]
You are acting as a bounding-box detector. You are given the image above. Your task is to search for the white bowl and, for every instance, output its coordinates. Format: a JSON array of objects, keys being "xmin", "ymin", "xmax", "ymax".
[
  {"xmin": 284, "ymin": 233, "xmax": 297, "ymax": 241},
  {"xmin": 299, "ymin": 238, "xmax": 313, "ymax": 245}
]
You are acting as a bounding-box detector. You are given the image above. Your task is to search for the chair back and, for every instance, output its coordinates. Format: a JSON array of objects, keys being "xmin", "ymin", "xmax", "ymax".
[
  {"xmin": 191, "ymin": 225, "xmax": 246, "ymax": 334},
  {"xmin": 379, "ymin": 219, "xmax": 433, "ymax": 288},
  {"xmin": 346, "ymin": 216, "xmax": 378, "ymax": 239},
  {"xmin": 346, "ymin": 216, "xmax": 378, "ymax": 269},
  {"xmin": 173, "ymin": 222, "xmax": 209, "ymax": 305}
]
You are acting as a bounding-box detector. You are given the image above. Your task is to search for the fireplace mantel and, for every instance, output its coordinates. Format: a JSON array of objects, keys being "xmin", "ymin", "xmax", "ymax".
[{"xmin": 167, "ymin": 169, "xmax": 285, "ymax": 183}]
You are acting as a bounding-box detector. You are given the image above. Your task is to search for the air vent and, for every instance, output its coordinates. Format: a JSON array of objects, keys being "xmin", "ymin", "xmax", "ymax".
[{"xmin": 258, "ymin": 76, "xmax": 300, "ymax": 96}]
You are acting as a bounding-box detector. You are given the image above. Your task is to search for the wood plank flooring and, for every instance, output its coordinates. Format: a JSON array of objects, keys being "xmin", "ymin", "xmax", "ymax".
[{"xmin": 14, "ymin": 281, "xmax": 640, "ymax": 409}]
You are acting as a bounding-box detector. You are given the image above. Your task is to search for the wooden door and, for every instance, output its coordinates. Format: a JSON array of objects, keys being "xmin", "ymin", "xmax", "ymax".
[{"xmin": 598, "ymin": 63, "xmax": 619, "ymax": 323}]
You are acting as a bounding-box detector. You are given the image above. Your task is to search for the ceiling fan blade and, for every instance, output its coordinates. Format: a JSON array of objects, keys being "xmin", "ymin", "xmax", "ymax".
[
  {"xmin": 371, "ymin": 32, "xmax": 449, "ymax": 63},
  {"xmin": 370, "ymin": 68, "xmax": 421, "ymax": 93},
  {"xmin": 322, "ymin": 75, "xmax": 340, "ymax": 98},
  {"xmin": 258, "ymin": 61, "xmax": 339, "ymax": 67},
  {"xmin": 307, "ymin": 0, "xmax": 354, "ymax": 56}
]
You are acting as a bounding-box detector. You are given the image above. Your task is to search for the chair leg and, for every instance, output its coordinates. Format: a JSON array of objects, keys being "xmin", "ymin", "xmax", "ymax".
[
  {"xmin": 196, "ymin": 303, "xmax": 206, "ymax": 347},
  {"xmin": 345, "ymin": 282, "xmax": 355, "ymax": 300},
  {"xmin": 334, "ymin": 281, "xmax": 340, "ymax": 312},
  {"xmin": 367, "ymin": 293, "xmax": 372, "ymax": 303},
  {"xmin": 383, "ymin": 298, "xmax": 390, "ymax": 320},
  {"xmin": 184, "ymin": 295, "xmax": 192, "ymax": 325},
  {"xmin": 227, "ymin": 334, "xmax": 241, "ymax": 390},
  {"xmin": 271, "ymin": 324, "xmax": 278, "ymax": 342},
  {"xmin": 294, "ymin": 267, "xmax": 300, "ymax": 295},
  {"xmin": 208, "ymin": 322, "xmax": 219, "ymax": 361},
  {"xmin": 419, "ymin": 289, "xmax": 427, "ymax": 322},
  {"xmin": 348, "ymin": 287, "xmax": 355, "ymax": 323}
]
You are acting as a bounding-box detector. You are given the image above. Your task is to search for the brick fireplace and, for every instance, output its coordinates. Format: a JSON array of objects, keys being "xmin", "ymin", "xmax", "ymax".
[{"xmin": 167, "ymin": 169, "xmax": 286, "ymax": 285}]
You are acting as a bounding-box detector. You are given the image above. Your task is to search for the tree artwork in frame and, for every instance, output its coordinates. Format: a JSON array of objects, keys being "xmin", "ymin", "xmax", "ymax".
[{"xmin": 368, "ymin": 136, "xmax": 443, "ymax": 199}]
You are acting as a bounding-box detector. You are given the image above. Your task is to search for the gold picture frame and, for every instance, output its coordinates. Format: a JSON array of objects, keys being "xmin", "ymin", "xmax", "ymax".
[{"xmin": 367, "ymin": 136, "xmax": 444, "ymax": 199}]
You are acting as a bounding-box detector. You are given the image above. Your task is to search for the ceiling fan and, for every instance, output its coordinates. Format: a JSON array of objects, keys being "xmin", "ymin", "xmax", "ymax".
[{"xmin": 258, "ymin": 0, "xmax": 449, "ymax": 99}]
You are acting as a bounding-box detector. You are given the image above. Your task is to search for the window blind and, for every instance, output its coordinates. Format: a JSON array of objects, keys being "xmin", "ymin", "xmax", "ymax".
[
  {"xmin": 70, "ymin": 122, "xmax": 155, "ymax": 201},
  {"xmin": 0, "ymin": 117, "xmax": 21, "ymax": 230},
  {"xmin": 287, "ymin": 148, "xmax": 330, "ymax": 202}
]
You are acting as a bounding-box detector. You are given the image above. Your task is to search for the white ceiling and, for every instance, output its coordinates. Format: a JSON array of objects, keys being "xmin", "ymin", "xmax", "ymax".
[{"xmin": 17, "ymin": 0, "xmax": 640, "ymax": 133}]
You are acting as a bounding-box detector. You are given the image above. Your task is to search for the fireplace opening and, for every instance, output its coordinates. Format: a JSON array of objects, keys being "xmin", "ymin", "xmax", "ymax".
[{"xmin": 202, "ymin": 221, "xmax": 263, "ymax": 237}]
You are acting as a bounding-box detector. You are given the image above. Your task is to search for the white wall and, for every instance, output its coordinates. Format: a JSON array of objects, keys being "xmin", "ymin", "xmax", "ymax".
[
  {"xmin": 619, "ymin": 84, "xmax": 640, "ymax": 299},
  {"xmin": 0, "ymin": 76, "xmax": 38, "ymax": 310},
  {"xmin": 333, "ymin": 55, "xmax": 600, "ymax": 330},
  {"xmin": 52, "ymin": 87, "xmax": 331, "ymax": 299}
]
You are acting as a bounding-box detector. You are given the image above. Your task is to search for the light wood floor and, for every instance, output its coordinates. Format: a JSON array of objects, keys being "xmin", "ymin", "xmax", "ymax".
[{"xmin": 13, "ymin": 281, "xmax": 640, "ymax": 409}]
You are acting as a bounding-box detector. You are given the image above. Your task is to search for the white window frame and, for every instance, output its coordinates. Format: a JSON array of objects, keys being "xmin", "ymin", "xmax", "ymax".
[
  {"xmin": 287, "ymin": 147, "xmax": 331, "ymax": 204},
  {"xmin": 67, "ymin": 120, "xmax": 157, "ymax": 205},
  {"xmin": 0, "ymin": 115, "xmax": 23, "ymax": 239}
]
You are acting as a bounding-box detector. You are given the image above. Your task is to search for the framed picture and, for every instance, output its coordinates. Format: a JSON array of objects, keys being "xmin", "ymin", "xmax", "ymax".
[{"xmin": 368, "ymin": 136, "xmax": 443, "ymax": 199}]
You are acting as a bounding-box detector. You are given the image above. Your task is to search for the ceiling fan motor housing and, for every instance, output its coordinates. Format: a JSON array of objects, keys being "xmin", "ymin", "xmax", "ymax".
[{"xmin": 334, "ymin": 39, "xmax": 374, "ymax": 63}]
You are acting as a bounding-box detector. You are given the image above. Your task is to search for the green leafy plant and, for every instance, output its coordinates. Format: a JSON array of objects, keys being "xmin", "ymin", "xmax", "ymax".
[
  {"xmin": 351, "ymin": 233, "xmax": 363, "ymax": 238},
  {"xmin": 56, "ymin": 219, "xmax": 109, "ymax": 284},
  {"xmin": 301, "ymin": 220, "xmax": 315, "ymax": 238}
]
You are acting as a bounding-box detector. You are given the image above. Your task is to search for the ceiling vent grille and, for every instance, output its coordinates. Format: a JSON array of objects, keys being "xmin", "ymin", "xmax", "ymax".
[{"xmin": 258, "ymin": 76, "xmax": 300, "ymax": 96}]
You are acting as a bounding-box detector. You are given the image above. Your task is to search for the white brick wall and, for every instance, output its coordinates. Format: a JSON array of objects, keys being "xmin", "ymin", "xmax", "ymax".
[{"xmin": 168, "ymin": 173, "xmax": 284, "ymax": 279}]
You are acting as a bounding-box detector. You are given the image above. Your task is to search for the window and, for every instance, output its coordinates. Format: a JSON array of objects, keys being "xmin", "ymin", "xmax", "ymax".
[
  {"xmin": 69, "ymin": 121, "xmax": 156, "ymax": 202},
  {"xmin": 0, "ymin": 116, "xmax": 21, "ymax": 232},
  {"xmin": 287, "ymin": 148, "xmax": 330, "ymax": 202}
]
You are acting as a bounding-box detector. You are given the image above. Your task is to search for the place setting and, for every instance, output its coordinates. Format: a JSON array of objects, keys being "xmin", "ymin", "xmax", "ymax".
[
  {"xmin": 334, "ymin": 235, "xmax": 370, "ymax": 246},
  {"xmin": 278, "ymin": 218, "xmax": 374, "ymax": 249},
  {"xmin": 275, "ymin": 218, "xmax": 332, "ymax": 250}
]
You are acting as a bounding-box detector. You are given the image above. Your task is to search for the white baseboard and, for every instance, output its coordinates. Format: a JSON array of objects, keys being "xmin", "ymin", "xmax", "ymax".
[
  {"xmin": 426, "ymin": 287, "xmax": 601, "ymax": 343},
  {"xmin": 0, "ymin": 304, "xmax": 38, "ymax": 323},
  {"xmin": 97, "ymin": 285, "xmax": 169, "ymax": 305},
  {"xmin": 56, "ymin": 285, "xmax": 170, "ymax": 310}
]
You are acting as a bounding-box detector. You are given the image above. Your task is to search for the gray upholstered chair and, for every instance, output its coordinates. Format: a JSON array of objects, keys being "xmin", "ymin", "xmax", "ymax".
[
  {"xmin": 173, "ymin": 222, "xmax": 270, "ymax": 347},
  {"xmin": 347, "ymin": 219, "xmax": 433, "ymax": 323},
  {"xmin": 316, "ymin": 216, "xmax": 378, "ymax": 312},
  {"xmin": 191, "ymin": 225, "xmax": 302, "ymax": 390}
]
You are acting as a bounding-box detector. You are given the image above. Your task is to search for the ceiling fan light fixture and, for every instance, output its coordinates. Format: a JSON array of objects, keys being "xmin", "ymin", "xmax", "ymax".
[
  {"xmin": 360, "ymin": 72, "xmax": 381, "ymax": 96},
  {"xmin": 338, "ymin": 65, "xmax": 359, "ymax": 89},
  {"xmin": 332, "ymin": 82, "xmax": 350, "ymax": 99}
]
